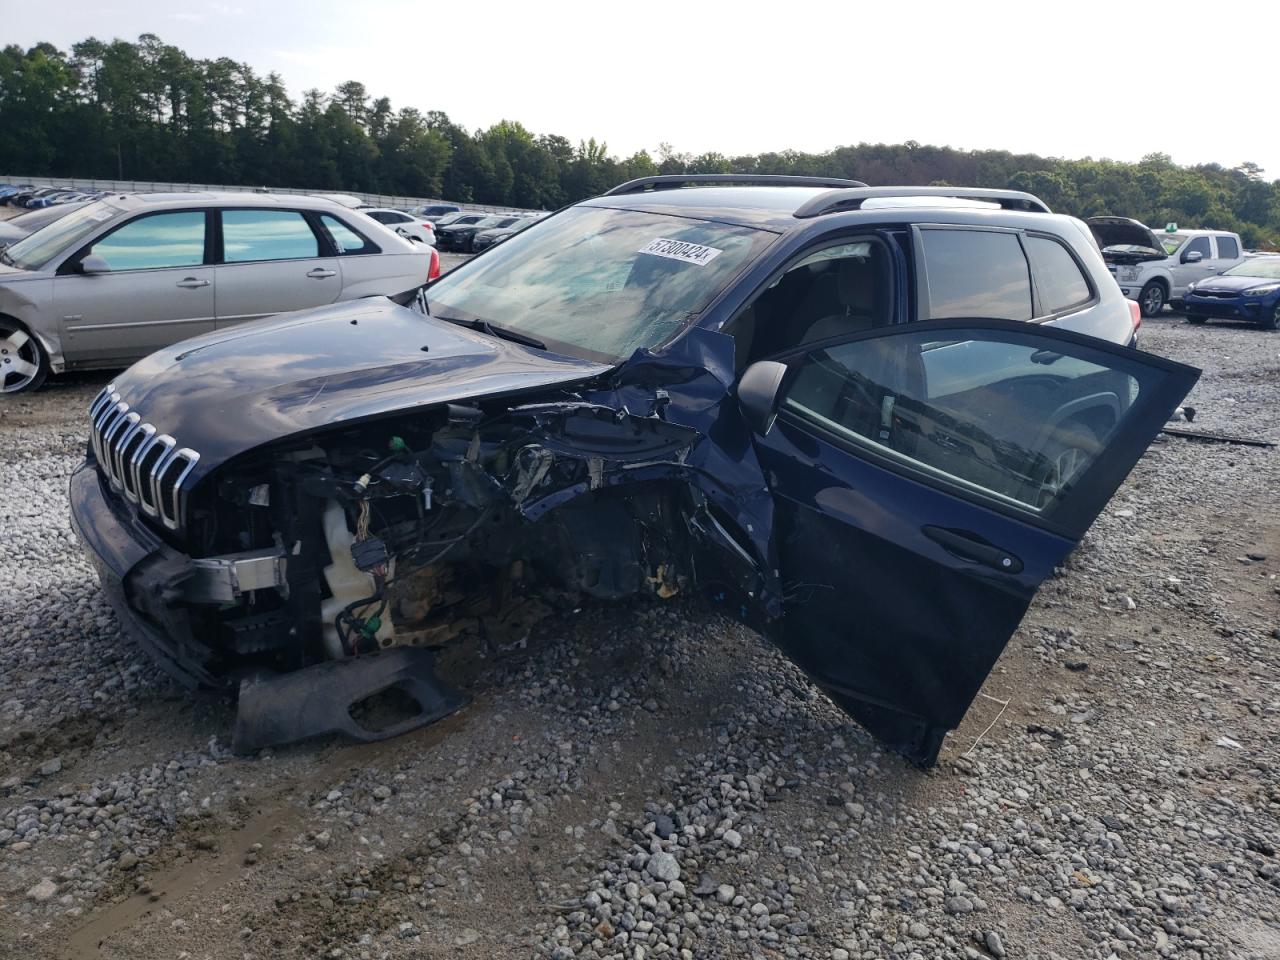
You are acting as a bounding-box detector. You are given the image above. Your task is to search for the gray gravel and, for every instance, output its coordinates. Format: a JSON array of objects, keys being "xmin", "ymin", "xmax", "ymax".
[{"xmin": 1, "ymin": 313, "xmax": 1278, "ymax": 959}]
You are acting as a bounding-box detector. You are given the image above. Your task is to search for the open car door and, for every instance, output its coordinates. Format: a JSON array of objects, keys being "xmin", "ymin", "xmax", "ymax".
[{"xmin": 745, "ymin": 318, "xmax": 1199, "ymax": 765}]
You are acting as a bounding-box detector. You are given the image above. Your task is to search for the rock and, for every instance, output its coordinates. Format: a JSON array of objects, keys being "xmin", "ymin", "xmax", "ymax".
[
  {"xmin": 716, "ymin": 884, "xmax": 735, "ymax": 904},
  {"xmin": 652, "ymin": 813, "xmax": 676, "ymax": 839},
  {"xmin": 722, "ymin": 828, "xmax": 743, "ymax": 849},
  {"xmin": 372, "ymin": 785, "xmax": 392, "ymax": 801},
  {"xmin": 26, "ymin": 878, "xmax": 57, "ymax": 902},
  {"xmin": 646, "ymin": 851, "xmax": 679, "ymax": 882},
  {"xmin": 313, "ymin": 831, "xmax": 332, "ymax": 850},
  {"xmin": 39, "ymin": 757, "xmax": 62, "ymax": 776},
  {"xmin": 945, "ymin": 895, "xmax": 974, "ymax": 914},
  {"xmin": 117, "ymin": 852, "xmax": 139, "ymax": 871},
  {"xmin": 454, "ymin": 928, "xmax": 480, "ymax": 946},
  {"xmin": 985, "ymin": 931, "xmax": 1006, "ymax": 957}
]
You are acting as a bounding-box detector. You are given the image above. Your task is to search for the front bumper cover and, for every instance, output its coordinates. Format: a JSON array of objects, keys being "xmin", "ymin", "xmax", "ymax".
[{"xmin": 70, "ymin": 461, "xmax": 225, "ymax": 688}]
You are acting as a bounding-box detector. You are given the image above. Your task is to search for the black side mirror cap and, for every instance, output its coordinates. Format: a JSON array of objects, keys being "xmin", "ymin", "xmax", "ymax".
[{"xmin": 737, "ymin": 360, "xmax": 789, "ymax": 435}]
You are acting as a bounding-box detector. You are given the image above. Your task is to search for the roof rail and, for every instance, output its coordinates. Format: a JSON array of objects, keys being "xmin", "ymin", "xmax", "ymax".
[
  {"xmin": 603, "ymin": 174, "xmax": 869, "ymax": 196},
  {"xmin": 793, "ymin": 186, "xmax": 1052, "ymax": 218}
]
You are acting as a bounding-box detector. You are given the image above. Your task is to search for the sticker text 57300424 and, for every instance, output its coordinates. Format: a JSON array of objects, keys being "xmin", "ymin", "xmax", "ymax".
[{"xmin": 638, "ymin": 237, "xmax": 724, "ymax": 267}]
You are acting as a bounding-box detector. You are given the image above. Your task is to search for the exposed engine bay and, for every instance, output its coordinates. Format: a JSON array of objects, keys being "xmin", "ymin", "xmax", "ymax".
[
  {"xmin": 142, "ymin": 384, "xmax": 743, "ymax": 751},
  {"xmin": 184, "ymin": 397, "xmax": 699, "ymax": 678}
]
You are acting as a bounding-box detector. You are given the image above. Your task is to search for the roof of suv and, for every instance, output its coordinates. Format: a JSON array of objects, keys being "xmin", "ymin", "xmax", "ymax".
[
  {"xmin": 586, "ymin": 179, "xmax": 1057, "ymax": 232},
  {"xmin": 586, "ymin": 186, "xmax": 1059, "ymax": 234}
]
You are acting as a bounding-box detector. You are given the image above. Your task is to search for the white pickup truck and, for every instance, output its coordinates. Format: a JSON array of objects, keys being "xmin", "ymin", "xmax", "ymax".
[{"xmin": 1087, "ymin": 218, "xmax": 1246, "ymax": 317}]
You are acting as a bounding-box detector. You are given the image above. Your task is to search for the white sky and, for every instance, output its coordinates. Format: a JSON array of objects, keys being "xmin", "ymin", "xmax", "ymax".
[{"xmin": 11, "ymin": 0, "xmax": 1280, "ymax": 178}]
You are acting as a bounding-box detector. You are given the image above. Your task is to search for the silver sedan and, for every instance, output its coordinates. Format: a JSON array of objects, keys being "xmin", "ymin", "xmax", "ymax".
[{"xmin": 0, "ymin": 192, "xmax": 434, "ymax": 392}]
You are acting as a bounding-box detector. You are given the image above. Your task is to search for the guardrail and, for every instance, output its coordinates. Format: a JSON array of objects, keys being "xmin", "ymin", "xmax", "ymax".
[{"xmin": 0, "ymin": 174, "xmax": 538, "ymax": 216}]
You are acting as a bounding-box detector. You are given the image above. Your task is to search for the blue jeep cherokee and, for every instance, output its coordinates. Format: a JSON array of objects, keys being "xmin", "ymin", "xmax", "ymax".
[{"xmin": 70, "ymin": 176, "xmax": 1198, "ymax": 763}]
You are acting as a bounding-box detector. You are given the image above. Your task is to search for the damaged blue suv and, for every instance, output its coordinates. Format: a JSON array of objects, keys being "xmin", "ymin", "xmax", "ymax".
[{"xmin": 70, "ymin": 176, "xmax": 1198, "ymax": 764}]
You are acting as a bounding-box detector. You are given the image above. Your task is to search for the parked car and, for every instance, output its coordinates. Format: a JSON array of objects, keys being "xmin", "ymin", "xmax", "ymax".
[
  {"xmin": 0, "ymin": 200, "xmax": 90, "ymax": 247},
  {"xmin": 68, "ymin": 176, "xmax": 1197, "ymax": 761},
  {"xmin": 471, "ymin": 215, "xmax": 540, "ymax": 252},
  {"xmin": 409, "ymin": 203, "xmax": 461, "ymax": 222},
  {"xmin": 359, "ymin": 207, "xmax": 436, "ymax": 245},
  {"xmin": 438, "ymin": 214, "xmax": 526, "ymax": 252},
  {"xmin": 0, "ymin": 184, "xmax": 34, "ymax": 203},
  {"xmin": 433, "ymin": 213, "xmax": 497, "ymax": 250},
  {"xmin": 0, "ymin": 192, "xmax": 436, "ymax": 393},
  {"xmin": 1183, "ymin": 255, "xmax": 1280, "ymax": 329},
  {"xmin": 1087, "ymin": 218, "xmax": 1246, "ymax": 316}
]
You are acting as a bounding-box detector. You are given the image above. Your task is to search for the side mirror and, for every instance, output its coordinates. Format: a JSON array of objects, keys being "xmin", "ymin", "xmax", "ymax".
[
  {"xmin": 737, "ymin": 360, "xmax": 789, "ymax": 436},
  {"xmin": 78, "ymin": 253, "xmax": 110, "ymax": 274},
  {"xmin": 1182, "ymin": 250, "xmax": 1202, "ymax": 264}
]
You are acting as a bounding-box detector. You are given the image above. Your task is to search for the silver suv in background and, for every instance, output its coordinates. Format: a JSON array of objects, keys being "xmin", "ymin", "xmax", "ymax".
[
  {"xmin": 0, "ymin": 192, "xmax": 435, "ymax": 393},
  {"xmin": 1087, "ymin": 217, "xmax": 1246, "ymax": 316}
]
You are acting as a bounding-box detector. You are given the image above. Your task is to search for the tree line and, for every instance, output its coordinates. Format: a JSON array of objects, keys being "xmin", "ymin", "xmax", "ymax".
[{"xmin": 2, "ymin": 35, "xmax": 1278, "ymax": 247}]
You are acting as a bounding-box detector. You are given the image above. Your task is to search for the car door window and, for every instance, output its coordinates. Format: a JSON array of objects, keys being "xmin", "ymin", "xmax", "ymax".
[
  {"xmin": 1215, "ymin": 235, "xmax": 1239, "ymax": 260},
  {"xmin": 920, "ymin": 229, "xmax": 1032, "ymax": 320},
  {"xmin": 88, "ymin": 211, "xmax": 206, "ymax": 271},
  {"xmin": 779, "ymin": 325, "xmax": 1155, "ymax": 518},
  {"xmin": 221, "ymin": 209, "xmax": 320, "ymax": 263},
  {"xmin": 1183, "ymin": 237, "xmax": 1211, "ymax": 261},
  {"xmin": 1024, "ymin": 235, "xmax": 1092, "ymax": 314},
  {"xmin": 319, "ymin": 214, "xmax": 379, "ymax": 255},
  {"xmin": 726, "ymin": 238, "xmax": 894, "ymax": 369}
]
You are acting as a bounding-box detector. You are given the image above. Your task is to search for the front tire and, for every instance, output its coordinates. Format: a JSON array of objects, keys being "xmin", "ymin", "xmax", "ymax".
[
  {"xmin": 1138, "ymin": 282, "xmax": 1166, "ymax": 318},
  {"xmin": 0, "ymin": 319, "xmax": 49, "ymax": 393},
  {"xmin": 1261, "ymin": 302, "xmax": 1280, "ymax": 331}
]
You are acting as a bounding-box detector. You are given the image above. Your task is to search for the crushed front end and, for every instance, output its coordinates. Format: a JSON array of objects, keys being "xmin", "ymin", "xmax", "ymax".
[{"xmin": 70, "ymin": 357, "xmax": 764, "ymax": 750}]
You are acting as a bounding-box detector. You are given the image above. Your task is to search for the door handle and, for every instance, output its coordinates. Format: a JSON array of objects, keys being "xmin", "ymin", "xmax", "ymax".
[
  {"xmin": 176, "ymin": 277, "xmax": 210, "ymax": 289},
  {"xmin": 922, "ymin": 525, "xmax": 1023, "ymax": 574},
  {"xmin": 306, "ymin": 268, "xmax": 337, "ymax": 279}
]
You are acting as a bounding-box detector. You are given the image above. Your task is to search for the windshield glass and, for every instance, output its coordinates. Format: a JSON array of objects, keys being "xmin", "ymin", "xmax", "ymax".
[
  {"xmin": 5, "ymin": 199, "xmax": 122, "ymax": 270},
  {"xmin": 1225, "ymin": 257, "xmax": 1280, "ymax": 280},
  {"xmin": 1158, "ymin": 234, "xmax": 1186, "ymax": 255},
  {"xmin": 427, "ymin": 205, "xmax": 773, "ymax": 363}
]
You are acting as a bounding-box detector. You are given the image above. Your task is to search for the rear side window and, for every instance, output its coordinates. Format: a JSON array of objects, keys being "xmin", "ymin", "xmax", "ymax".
[
  {"xmin": 921, "ymin": 229, "xmax": 1032, "ymax": 321},
  {"xmin": 1215, "ymin": 235, "xmax": 1239, "ymax": 259},
  {"xmin": 1024, "ymin": 236, "xmax": 1092, "ymax": 314},
  {"xmin": 319, "ymin": 214, "xmax": 379, "ymax": 255},
  {"xmin": 221, "ymin": 210, "xmax": 319, "ymax": 263}
]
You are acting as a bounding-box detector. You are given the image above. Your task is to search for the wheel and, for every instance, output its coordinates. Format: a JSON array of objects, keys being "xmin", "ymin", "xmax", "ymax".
[
  {"xmin": 1034, "ymin": 424, "xmax": 1101, "ymax": 509},
  {"xmin": 1261, "ymin": 302, "xmax": 1280, "ymax": 331},
  {"xmin": 1138, "ymin": 282, "xmax": 1166, "ymax": 318},
  {"xmin": 0, "ymin": 319, "xmax": 48, "ymax": 393}
]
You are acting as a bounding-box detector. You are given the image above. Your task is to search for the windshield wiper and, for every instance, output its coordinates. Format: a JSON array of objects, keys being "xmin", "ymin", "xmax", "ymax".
[{"xmin": 434, "ymin": 313, "xmax": 546, "ymax": 350}]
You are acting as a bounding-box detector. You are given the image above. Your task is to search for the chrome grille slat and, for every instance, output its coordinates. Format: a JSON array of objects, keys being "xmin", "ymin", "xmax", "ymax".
[{"xmin": 85, "ymin": 389, "xmax": 201, "ymax": 531}]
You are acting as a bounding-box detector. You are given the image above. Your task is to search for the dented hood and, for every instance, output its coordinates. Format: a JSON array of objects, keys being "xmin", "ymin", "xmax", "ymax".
[{"xmin": 111, "ymin": 298, "xmax": 611, "ymax": 477}]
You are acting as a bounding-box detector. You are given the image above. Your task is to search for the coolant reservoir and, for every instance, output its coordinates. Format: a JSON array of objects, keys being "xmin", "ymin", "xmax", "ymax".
[{"xmin": 320, "ymin": 500, "xmax": 395, "ymax": 658}]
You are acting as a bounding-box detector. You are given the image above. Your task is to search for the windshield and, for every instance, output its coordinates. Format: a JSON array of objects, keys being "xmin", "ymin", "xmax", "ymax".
[
  {"xmin": 435, "ymin": 212, "xmax": 465, "ymax": 226},
  {"xmin": 4, "ymin": 199, "xmax": 121, "ymax": 270},
  {"xmin": 427, "ymin": 204, "xmax": 774, "ymax": 363},
  {"xmin": 1225, "ymin": 257, "xmax": 1280, "ymax": 280},
  {"xmin": 1158, "ymin": 234, "xmax": 1186, "ymax": 255}
]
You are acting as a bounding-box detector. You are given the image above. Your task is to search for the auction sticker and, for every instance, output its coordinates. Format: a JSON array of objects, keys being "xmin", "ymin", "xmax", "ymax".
[{"xmin": 638, "ymin": 237, "xmax": 723, "ymax": 266}]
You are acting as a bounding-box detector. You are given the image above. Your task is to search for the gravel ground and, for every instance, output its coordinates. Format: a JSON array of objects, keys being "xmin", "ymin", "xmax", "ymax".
[{"xmin": 1, "ymin": 312, "xmax": 1278, "ymax": 960}]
